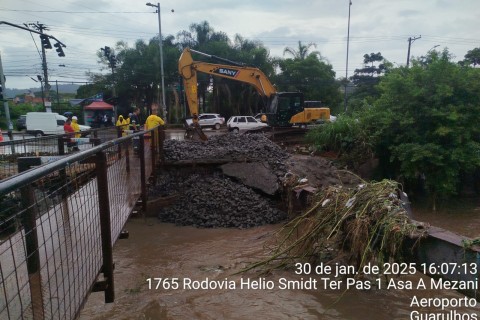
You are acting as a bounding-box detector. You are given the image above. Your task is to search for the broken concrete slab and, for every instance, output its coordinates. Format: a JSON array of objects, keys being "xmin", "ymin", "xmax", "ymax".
[{"xmin": 221, "ymin": 162, "xmax": 279, "ymax": 195}]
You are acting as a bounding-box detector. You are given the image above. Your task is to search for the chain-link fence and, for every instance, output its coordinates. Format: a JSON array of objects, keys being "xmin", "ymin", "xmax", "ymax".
[{"xmin": 0, "ymin": 127, "xmax": 163, "ymax": 320}]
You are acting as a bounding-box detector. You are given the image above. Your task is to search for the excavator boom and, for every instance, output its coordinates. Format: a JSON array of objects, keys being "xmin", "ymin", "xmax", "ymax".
[
  {"xmin": 178, "ymin": 48, "xmax": 328, "ymax": 131},
  {"xmin": 179, "ymin": 47, "xmax": 277, "ymax": 117}
]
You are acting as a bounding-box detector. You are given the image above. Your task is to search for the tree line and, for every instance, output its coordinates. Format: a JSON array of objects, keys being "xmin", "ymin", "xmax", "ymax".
[
  {"xmin": 78, "ymin": 21, "xmax": 342, "ymax": 122},
  {"xmin": 308, "ymin": 49, "xmax": 480, "ymax": 207}
]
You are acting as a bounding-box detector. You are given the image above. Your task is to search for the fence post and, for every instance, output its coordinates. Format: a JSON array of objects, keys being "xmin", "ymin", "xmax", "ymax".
[
  {"xmin": 95, "ymin": 151, "xmax": 115, "ymax": 303},
  {"xmin": 18, "ymin": 162, "xmax": 44, "ymax": 319},
  {"xmin": 116, "ymin": 126, "xmax": 122, "ymax": 159},
  {"xmin": 125, "ymin": 138, "xmax": 130, "ymax": 173},
  {"xmin": 150, "ymin": 128, "xmax": 157, "ymax": 187},
  {"xmin": 158, "ymin": 127, "xmax": 165, "ymax": 161},
  {"xmin": 139, "ymin": 135, "xmax": 147, "ymax": 212}
]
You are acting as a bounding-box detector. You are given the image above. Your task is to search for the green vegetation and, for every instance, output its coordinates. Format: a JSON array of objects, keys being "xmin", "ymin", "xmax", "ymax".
[{"xmin": 309, "ymin": 49, "xmax": 480, "ymax": 207}]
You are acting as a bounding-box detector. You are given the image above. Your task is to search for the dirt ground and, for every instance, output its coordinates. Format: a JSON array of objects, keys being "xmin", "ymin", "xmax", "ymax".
[{"xmin": 287, "ymin": 154, "xmax": 361, "ymax": 189}]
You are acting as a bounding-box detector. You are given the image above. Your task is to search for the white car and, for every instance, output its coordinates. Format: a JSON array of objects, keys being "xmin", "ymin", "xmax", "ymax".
[
  {"xmin": 185, "ymin": 113, "xmax": 225, "ymax": 130},
  {"xmin": 227, "ymin": 116, "xmax": 269, "ymax": 133}
]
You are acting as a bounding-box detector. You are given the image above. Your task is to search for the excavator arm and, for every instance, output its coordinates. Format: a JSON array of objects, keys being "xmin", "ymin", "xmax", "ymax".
[
  {"xmin": 178, "ymin": 47, "xmax": 311, "ymax": 130},
  {"xmin": 178, "ymin": 48, "xmax": 277, "ymax": 117}
]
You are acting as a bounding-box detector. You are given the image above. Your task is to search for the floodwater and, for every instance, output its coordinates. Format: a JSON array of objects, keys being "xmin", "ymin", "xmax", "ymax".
[
  {"xmin": 411, "ymin": 197, "xmax": 480, "ymax": 238},
  {"xmin": 79, "ymin": 213, "xmax": 480, "ymax": 320},
  {"xmin": 79, "ymin": 131, "xmax": 480, "ymax": 319}
]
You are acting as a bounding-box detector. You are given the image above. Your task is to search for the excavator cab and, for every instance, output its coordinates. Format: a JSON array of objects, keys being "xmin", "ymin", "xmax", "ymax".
[{"xmin": 265, "ymin": 92, "xmax": 304, "ymax": 127}]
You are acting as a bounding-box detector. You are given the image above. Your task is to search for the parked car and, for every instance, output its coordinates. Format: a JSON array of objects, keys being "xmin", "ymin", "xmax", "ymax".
[
  {"xmin": 16, "ymin": 115, "xmax": 27, "ymax": 130},
  {"xmin": 26, "ymin": 112, "xmax": 91, "ymax": 137},
  {"xmin": 185, "ymin": 113, "xmax": 225, "ymax": 130},
  {"xmin": 227, "ymin": 116, "xmax": 269, "ymax": 133}
]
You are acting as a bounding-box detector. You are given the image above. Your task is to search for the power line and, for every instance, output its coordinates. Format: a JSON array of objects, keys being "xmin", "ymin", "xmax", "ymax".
[{"xmin": 0, "ymin": 9, "xmax": 149, "ymax": 13}]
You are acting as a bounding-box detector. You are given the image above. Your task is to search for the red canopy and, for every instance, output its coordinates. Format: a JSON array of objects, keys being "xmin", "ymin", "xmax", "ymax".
[{"xmin": 84, "ymin": 101, "xmax": 113, "ymax": 110}]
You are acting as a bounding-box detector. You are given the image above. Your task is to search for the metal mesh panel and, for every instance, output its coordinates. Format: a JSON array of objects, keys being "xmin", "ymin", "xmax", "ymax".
[
  {"xmin": 0, "ymin": 231, "xmax": 33, "ymax": 320},
  {"xmin": 0, "ymin": 127, "xmax": 163, "ymax": 319},
  {"xmin": 0, "ymin": 132, "xmax": 103, "ymax": 181}
]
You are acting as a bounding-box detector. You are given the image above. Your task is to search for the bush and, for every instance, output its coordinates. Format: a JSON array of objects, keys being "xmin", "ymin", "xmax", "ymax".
[{"xmin": 306, "ymin": 115, "xmax": 373, "ymax": 169}]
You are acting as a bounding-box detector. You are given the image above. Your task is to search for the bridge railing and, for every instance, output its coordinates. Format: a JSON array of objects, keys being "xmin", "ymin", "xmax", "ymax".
[
  {"xmin": 0, "ymin": 126, "xmax": 164, "ymax": 320},
  {"xmin": 0, "ymin": 127, "xmax": 119, "ymax": 181}
]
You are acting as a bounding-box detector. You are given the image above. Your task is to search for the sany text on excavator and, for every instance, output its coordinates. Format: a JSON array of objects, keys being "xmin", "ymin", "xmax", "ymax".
[{"xmin": 178, "ymin": 48, "xmax": 330, "ymax": 139}]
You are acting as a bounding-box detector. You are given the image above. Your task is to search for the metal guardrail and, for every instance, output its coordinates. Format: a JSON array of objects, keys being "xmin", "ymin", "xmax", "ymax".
[
  {"xmin": 0, "ymin": 127, "xmax": 164, "ymax": 320},
  {"xmin": 0, "ymin": 127, "xmax": 119, "ymax": 181}
]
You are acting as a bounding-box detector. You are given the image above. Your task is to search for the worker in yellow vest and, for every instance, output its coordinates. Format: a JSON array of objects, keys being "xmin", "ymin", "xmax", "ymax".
[{"xmin": 144, "ymin": 113, "xmax": 165, "ymax": 142}]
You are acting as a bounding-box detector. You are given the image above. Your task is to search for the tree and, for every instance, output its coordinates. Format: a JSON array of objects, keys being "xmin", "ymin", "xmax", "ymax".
[
  {"xmin": 462, "ymin": 47, "xmax": 480, "ymax": 67},
  {"xmin": 363, "ymin": 50, "xmax": 480, "ymax": 208},
  {"xmin": 276, "ymin": 53, "xmax": 341, "ymax": 112},
  {"xmin": 349, "ymin": 52, "xmax": 390, "ymax": 106},
  {"xmin": 283, "ymin": 41, "xmax": 321, "ymax": 60}
]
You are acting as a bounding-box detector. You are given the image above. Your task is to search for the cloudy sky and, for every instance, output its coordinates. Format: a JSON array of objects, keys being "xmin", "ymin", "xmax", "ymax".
[{"xmin": 1, "ymin": 0, "xmax": 479, "ymax": 90}]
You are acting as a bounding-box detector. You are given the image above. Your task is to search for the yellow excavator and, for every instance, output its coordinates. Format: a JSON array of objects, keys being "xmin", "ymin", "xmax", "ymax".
[{"xmin": 178, "ymin": 48, "xmax": 330, "ymax": 139}]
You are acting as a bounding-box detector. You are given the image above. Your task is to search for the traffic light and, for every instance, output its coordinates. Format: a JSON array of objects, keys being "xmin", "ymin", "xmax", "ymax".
[
  {"xmin": 104, "ymin": 46, "xmax": 111, "ymax": 57},
  {"xmin": 0, "ymin": 85, "xmax": 3, "ymax": 101},
  {"xmin": 54, "ymin": 42, "xmax": 65, "ymax": 57},
  {"xmin": 39, "ymin": 34, "xmax": 52, "ymax": 49}
]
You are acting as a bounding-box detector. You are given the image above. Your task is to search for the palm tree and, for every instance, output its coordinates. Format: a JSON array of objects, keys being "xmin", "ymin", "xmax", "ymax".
[{"xmin": 283, "ymin": 41, "xmax": 321, "ymax": 60}]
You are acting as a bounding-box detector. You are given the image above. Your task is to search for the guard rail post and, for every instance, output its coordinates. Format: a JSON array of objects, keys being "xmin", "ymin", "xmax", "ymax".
[{"xmin": 95, "ymin": 150, "xmax": 115, "ymax": 303}]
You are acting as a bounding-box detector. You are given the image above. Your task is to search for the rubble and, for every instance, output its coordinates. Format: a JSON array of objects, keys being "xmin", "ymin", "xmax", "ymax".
[
  {"xmin": 150, "ymin": 171, "xmax": 286, "ymax": 228},
  {"xmin": 150, "ymin": 133, "xmax": 356, "ymax": 229},
  {"xmin": 163, "ymin": 133, "xmax": 292, "ymax": 179}
]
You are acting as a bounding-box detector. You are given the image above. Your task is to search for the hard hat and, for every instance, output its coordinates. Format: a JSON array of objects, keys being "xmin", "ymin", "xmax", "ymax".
[{"xmin": 72, "ymin": 116, "xmax": 78, "ymax": 120}]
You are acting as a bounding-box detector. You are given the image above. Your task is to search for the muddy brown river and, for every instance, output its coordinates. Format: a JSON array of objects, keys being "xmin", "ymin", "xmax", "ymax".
[
  {"xmin": 79, "ymin": 203, "xmax": 480, "ymax": 320},
  {"xmin": 80, "ymin": 129, "xmax": 479, "ymax": 319}
]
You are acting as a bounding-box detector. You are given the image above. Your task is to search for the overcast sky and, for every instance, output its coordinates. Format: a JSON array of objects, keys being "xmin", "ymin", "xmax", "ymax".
[{"xmin": 1, "ymin": 0, "xmax": 479, "ymax": 90}]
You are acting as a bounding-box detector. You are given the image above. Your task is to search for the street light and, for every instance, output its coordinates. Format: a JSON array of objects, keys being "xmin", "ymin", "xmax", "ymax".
[
  {"xmin": 344, "ymin": 0, "xmax": 352, "ymax": 112},
  {"xmin": 146, "ymin": 2, "xmax": 166, "ymax": 119},
  {"xmin": 427, "ymin": 45, "xmax": 440, "ymax": 54}
]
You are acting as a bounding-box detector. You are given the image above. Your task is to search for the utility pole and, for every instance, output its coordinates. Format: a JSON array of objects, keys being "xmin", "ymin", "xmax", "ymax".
[
  {"xmin": 29, "ymin": 23, "xmax": 53, "ymax": 111},
  {"xmin": 100, "ymin": 46, "xmax": 117, "ymax": 98},
  {"xmin": 146, "ymin": 2, "xmax": 167, "ymax": 119},
  {"xmin": 344, "ymin": 0, "xmax": 352, "ymax": 112},
  {"xmin": 406, "ymin": 35, "xmax": 421, "ymax": 68},
  {"xmin": 0, "ymin": 52, "xmax": 14, "ymax": 141}
]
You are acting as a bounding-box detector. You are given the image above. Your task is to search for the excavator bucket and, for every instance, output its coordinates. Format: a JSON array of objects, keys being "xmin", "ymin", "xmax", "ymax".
[
  {"xmin": 185, "ymin": 127, "xmax": 208, "ymax": 141},
  {"xmin": 184, "ymin": 120, "xmax": 208, "ymax": 141}
]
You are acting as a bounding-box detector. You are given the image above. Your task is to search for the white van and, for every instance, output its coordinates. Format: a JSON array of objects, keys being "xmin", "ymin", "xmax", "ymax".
[{"xmin": 26, "ymin": 112, "xmax": 91, "ymax": 137}]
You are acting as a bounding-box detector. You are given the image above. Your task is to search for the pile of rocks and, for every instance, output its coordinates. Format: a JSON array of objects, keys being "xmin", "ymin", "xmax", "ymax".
[
  {"xmin": 153, "ymin": 171, "xmax": 286, "ymax": 228},
  {"xmin": 163, "ymin": 133, "xmax": 292, "ymax": 179}
]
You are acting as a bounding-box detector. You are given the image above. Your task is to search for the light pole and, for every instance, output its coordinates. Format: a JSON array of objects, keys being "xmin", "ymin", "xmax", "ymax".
[
  {"xmin": 146, "ymin": 2, "xmax": 166, "ymax": 119},
  {"xmin": 427, "ymin": 45, "xmax": 440, "ymax": 54},
  {"xmin": 344, "ymin": 0, "xmax": 352, "ymax": 113}
]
